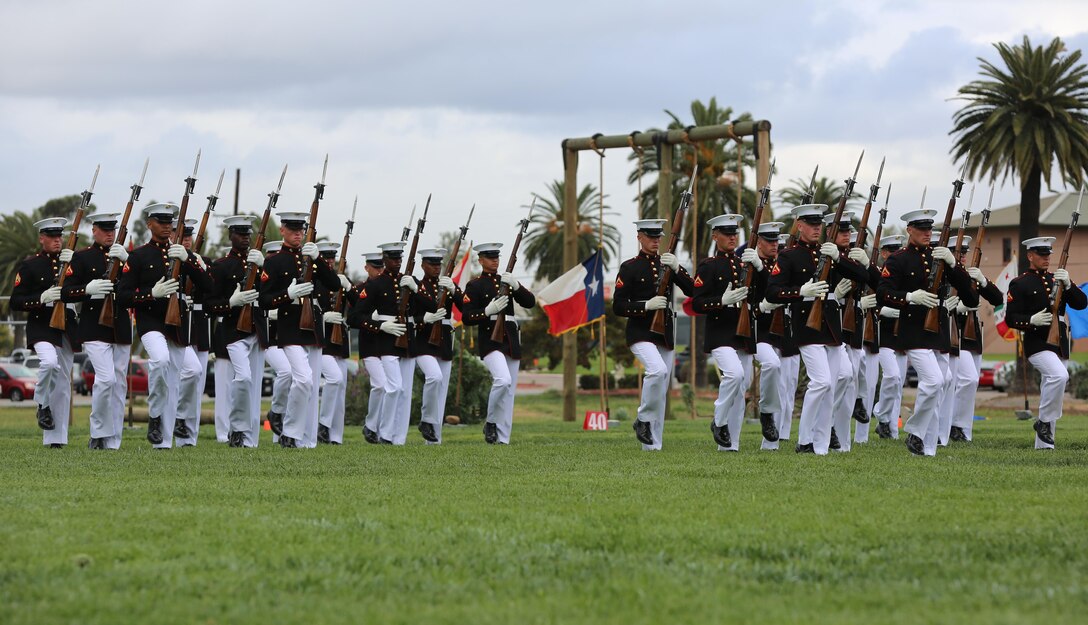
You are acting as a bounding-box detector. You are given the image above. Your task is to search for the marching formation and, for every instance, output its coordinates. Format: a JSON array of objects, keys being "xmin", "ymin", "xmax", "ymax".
[{"xmin": 8, "ymin": 152, "xmax": 1085, "ymax": 454}]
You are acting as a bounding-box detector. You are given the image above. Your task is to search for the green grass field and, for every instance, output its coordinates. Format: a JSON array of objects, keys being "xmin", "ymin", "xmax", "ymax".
[{"xmin": 2, "ymin": 400, "xmax": 1087, "ymax": 625}]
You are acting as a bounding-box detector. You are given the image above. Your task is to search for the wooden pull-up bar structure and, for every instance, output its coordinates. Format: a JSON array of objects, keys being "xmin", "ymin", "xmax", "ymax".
[{"xmin": 558, "ymin": 120, "xmax": 772, "ymax": 423}]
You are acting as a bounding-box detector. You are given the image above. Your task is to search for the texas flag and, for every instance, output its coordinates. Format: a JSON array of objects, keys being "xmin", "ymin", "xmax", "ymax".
[
  {"xmin": 450, "ymin": 244, "xmax": 473, "ymax": 326},
  {"xmin": 993, "ymin": 255, "xmax": 1019, "ymax": 341},
  {"xmin": 537, "ymin": 250, "xmax": 606, "ymax": 336}
]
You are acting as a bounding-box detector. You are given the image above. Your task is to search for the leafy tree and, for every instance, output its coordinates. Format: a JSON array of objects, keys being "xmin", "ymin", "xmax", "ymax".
[{"xmin": 522, "ymin": 181, "xmax": 620, "ymax": 283}]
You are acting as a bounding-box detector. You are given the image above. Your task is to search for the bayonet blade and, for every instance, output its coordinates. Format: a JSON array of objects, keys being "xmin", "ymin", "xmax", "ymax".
[
  {"xmin": 421, "ymin": 193, "xmax": 432, "ymax": 221},
  {"xmin": 1075, "ymin": 184, "xmax": 1085, "ymax": 216},
  {"xmin": 192, "ymin": 149, "xmax": 201, "ymax": 178},
  {"xmin": 965, "ymin": 184, "xmax": 975, "ymax": 211},
  {"xmin": 984, "ymin": 184, "xmax": 995, "ymax": 214},
  {"xmin": 213, "ymin": 169, "xmax": 225, "ymax": 197},
  {"xmin": 464, "ymin": 203, "xmax": 476, "ymax": 229},
  {"xmin": 884, "ymin": 182, "xmax": 892, "ymax": 209},
  {"xmin": 687, "ymin": 164, "xmax": 699, "ymax": 193},
  {"xmin": 525, "ymin": 196, "xmax": 538, "ymax": 224},
  {"xmin": 919, "ymin": 186, "xmax": 927, "ymax": 209},
  {"xmin": 958, "ymin": 159, "xmax": 969, "ymax": 182},
  {"xmin": 875, "ymin": 156, "xmax": 886, "ymax": 187},
  {"xmin": 320, "ymin": 153, "xmax": 328, "ymax": 185},
  {"xmin": 276, "ymin": 164, "xmax": 288, "ymax": 193},
  {"xmin": 808, "ymin": 164, "xmax": 819, "ymax": 192},
  {"xmin": 851, "ymin": 150, "xmax": 865, "ymax": 180},
  {"xmin": 407, "ymin": 205, "xmax": 416, "ymax": 229},
  {"xmin": 765, "ymin": 157, "xmax": 776, "ymax": 188},
  {"xmin": 138, "ymin": 157, "xmax": 149, "ymax": 186},
  {"xmin": 350, "ymin": 195, "xmax": 358, "ymax": 222},
  {"xmin": 88, "ymin": 164, "xmax": 100, "ymax": 193}
]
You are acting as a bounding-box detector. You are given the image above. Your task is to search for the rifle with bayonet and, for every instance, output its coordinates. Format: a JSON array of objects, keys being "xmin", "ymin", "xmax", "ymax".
[
  {"xmin": 736, "ymin": 158, "xmax": 774, "ymax": 340},
  {"xmin": 949, "ymin": 188, "xmax": 973, "ymax": 351},
  {"xmin": 770, "ymin": 164, "xmax": 818, "ymax": 336},
  {"xmin": 298, "ymin": 154, "xmax": 328, "ymax": 331},
  {"xmin": 99, "ymin": 158, "xmax": 147, "ymax": 327},
  {"xmin": 842, "ymin": 156, "xmax": 885, "ymax": 333},
  {"xmin": 650, "ymin": 164, "xmax": 698, "ymax": 336},
  {"xmin": 806, "ymin": 150, "xmax": 864, "ymax": 331},
  {"xmin": 922, "ymin": 161, "xmax": 969, "ymax": 333},
  {"xmin": 329, "ymin": 196, "xmax": 358, "ymax": 346},
  {"xmin": 893, "ymin": 186, "xmax": 927, "ymax": 338},
  {"xmin": 491, "ymin": 198, "xmax": 537, "ymax": 343},
  {"xmin": 1046, "ymin": 185, "xmax": 1083, "ymax": 347},
  {"xmin": 429, "ymin": 204, "xmax": 474, "ymax": 346},
  {"xmin": 165, "ymin": 150, "xmax": 201, "ymax": 327},
  {"xmin": 193, "ymin": 169, "xmax": 224, "ymax": 256},
  {"xmin": 236, "ymin": 164, "xmax": 287, "ymax": 333},
  {"xmin": 962, "ymin": 185, "xmax": 995, "ymax": 342},
  {"xmin": 49, "ymin": 164, "xmax": 100, "ymax": 330},
  {"xmin": 394, "ymin": 194, "xmax": 431, "ymax": 350},
  {"xmin": 862, "ymin": 183, "xmax": 890, "ymax": 344}
]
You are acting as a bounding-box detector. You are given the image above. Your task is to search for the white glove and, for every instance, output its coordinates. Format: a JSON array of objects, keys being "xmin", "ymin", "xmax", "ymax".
[
  {"xmin": 168, "ymin": 244, "xmax": 188, "ymax": 262},
  {"xmin": 944, "ymin": 295, "xmax": 961, "ymax": 312},
  {"xmin": 644, "ymin": 295, "xmax": 668, "ymax": 311},
  {"xmin": 1054, "ymin": 268, "xmax": 1071, "ymax": 288},
  {"xmin": 906, "ymin": 289, "xmax": 939, "ymax": 308},
  {"xmin": 758, "ymin": 299, "xmax": 783, "ymax": 313},
  {"xmin": 59, "ymin": 249, "xmax": 73, "ymax": 264},
  {"xmin": 956, "ymin": 302, "xmax": 974, "ymax": 314},
  {"xmin": 40, "ymin": 285, "xmax": 62, "ymax": 304},
  {"xmin": 879, "ymin": 306, "xmax": 900, "ymax": 319},
  {"xmin": 484, "ymin": 295, "xmax": 510, "ymax": 316},
  {"xmin": 860, "ymin": 294, "xmax": 878, "ymax": 310},
  {"xmin": 400, "ymin": 275, "xmax": 418, "ymax": 292},
  {"xmin": 848, "ymin": 248, "xmax": 870, "ymax": 265},
  {"xmin": 379, "ymin": 320, "xmax": 407, "ymax": 337},
  {"xmin": 720, "ymin": 285, "xmax": 748, "ymax": 306},
  {"xmin": 438, "ymin": 276, "xmax": 455, "ymax": 291},
  {"xmin": 501, "ymin": 272, "xmax": 520, "ymax": 290},
  {"xmin": 799, "ymin": 280, "xmax": 829, "ymax": 298},
  {"xmin": 301, "ymin": 242, "xmax": 319, "ymax": 260},
  {"xmin": 966, "ymin": 266, "xmax": 987, "ymax": 287},
  {"xmin": 741, "ymin": 248, "xmax": 763, "ymax": 272},
  {"xmin": 659, "ymin": 252, "xmax": 679, "ymax": 271},
  {"xmin": 267, "ymin": 309, "xmax": 279, "ymax": 322},
  {"xmin": 108, "ymin": 244, "xmax": 128, "ymax": 262},
  {"xmin": 1030, "ymin": 309, "xmax": 1053, "ymax": 326},
  {"xmin": 85, "ymin": 279, "xmax": 113, "ymax": 297},
  {"xmin": 194, "ymin": 255, "xmax": 207, "ymax": 271},
  {"xmin": 820, "ymin": 242, "xmax": 840, "ymax": 261},
  {"xmin": 322, "ymin": 311, "xmax": 344, "ymax": 325},
  {"xmin": 286, "ymin": 278, "xmax": 313, "ymax": 302},
  {"xmin": 338, "ymin": 274, "xmax": 351, "ymax": 291},
  {"xmin": 932, "ymin": 246, "xmax": 955, "ymax": 266},
  {"xmin": 229, "ymin": 285, "xmax": 258, "ymax": 307},
  {"xmin": 151, "ymin": 278, "xmax": 179, "ymax": 299},
  {"xmin": 834, "ymin": 279, "xmax": 853, "ymax": 299},
  {"xmin": 423, "ymin": 308, "xmax": 447, "ymax": 324},
  {"xmin": 246, "ymin": 249, "xmax": 264, "ymax": 267}
]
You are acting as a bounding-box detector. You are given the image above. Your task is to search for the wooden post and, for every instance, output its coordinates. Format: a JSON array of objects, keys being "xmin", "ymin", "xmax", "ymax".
[
  {"xmin": 658, "ymin": 142, "xmax": 674, "ymax": 420},
  {"xmin": 561, "ymin": 145, "xmax": 579, "ymax": 421}
]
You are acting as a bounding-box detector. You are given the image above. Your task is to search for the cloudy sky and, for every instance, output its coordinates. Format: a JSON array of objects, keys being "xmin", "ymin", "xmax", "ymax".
[{"xmin": 2, "ymin": 0, "xmax": 1086, "ymax": 274}]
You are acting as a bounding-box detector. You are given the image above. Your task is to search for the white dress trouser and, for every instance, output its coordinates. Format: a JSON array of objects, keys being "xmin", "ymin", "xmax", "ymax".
[
  {"xmin": 319, "ymin": 355, "xmax": 348, "ymax": 444},
  {"xmin": 223, "ymin": 334, "xmax": 263, "ymax": 446},
  {"xmin": 952, "ymin": 352, "xmax": 981, "ymax": 440},
  {"xmin": 213, "ymin": 358, "xmax": 231, "ymax": 442},
  {"xmin": 84, "ymin": 340, "xmax": 128, "ymax": 448},
  {"xmin": 710, "ymin": 346, "xmax": 750, "ymax": 452},
  {"xmin": 831, "ymin": 345, "xmax": 860, "ymax": 452},
  {"xmin": 392, "ymin": 356, "xmax": 417, "ymax": 445},
  {"xmin": 854, "ymin": 350, "xmax": 879, "ymax": 444},
  {"xmin": 416, "ymin": 355, "xmax": 452, "ymax": 444},
  {"xmin": 34, "ymin": 339, "xmax": 74, "ymax": 446},
  {"xmin": 873, "ymin": 348, "xmax": 906, "ymax": 439},
  {"xmin": 755, "ymin": 343, "xmax": 781, "ymax": 418},
  {"xmin": 1029, "ymin": 350, "xmax": 1069, "ymax": 449},
  {"xmin": 778, "ymin": 354, "xmax": 800, "ymax": 443},
  {"xmin": 174, "ymin": 347, "xmax": 207, "ymax": 446},
  {"xmin": 903, "ymin": 349, "xmax": 946, "ymax": 456},
  {"xmin": 483, "ymin": 350, "xmax": 520, "ymax": 444},
  {"xmin": 377, "ymin": 355, "xmax": 404, "ymax": 443},
  {"xmin": 363, "ymin": 356, "xmax": 388, "ymax": 435},
  {"xmin": 265, "ymin": 346, "xmax": 292, "ymax": 414},
  {"xmin": 797, "ymin": 344, "xmax": 842, "ymax": 455},
  {"xmin": 937, "ymin": 353, "xmax": 958, "ymax": 447},
  {"xmin": 282, "ymin": 345, "xmax": 321, "ymax": 447},
  {"xmin": 143, "ymin": 331, "xmax": 199, "ymax": 449},
  {"xmin": 630, "ymin": 341, "xmax": 674, "ymax": 451}
]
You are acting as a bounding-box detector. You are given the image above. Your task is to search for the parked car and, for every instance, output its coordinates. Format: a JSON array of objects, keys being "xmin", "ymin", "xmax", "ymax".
[
  {"xmin": 81, "ymin": 358, "xmax": 149, "ymax": 395},
  {"xmin": 905, "ymin": 364, "xmax": 918, "ymax": 388},
  {"xmin": 978, "ymin": 360, "xmax": 1003, "ymax": 388},
  {"xmin": 204, "ymin": 360, "xmax": 275, "ymax": 397},
  {"xmin": 0, "ymin": 363, "xmax": 37, "ymax": 401},
  {"xmin": 8, "ymin": 348, "xmax": 33, "ymax": 364}
]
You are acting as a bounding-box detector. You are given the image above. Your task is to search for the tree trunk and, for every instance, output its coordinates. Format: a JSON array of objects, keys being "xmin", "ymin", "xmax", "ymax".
[{"xmin": 1018, "ymin": 166, "xmax": 1042, "ymax": 274}]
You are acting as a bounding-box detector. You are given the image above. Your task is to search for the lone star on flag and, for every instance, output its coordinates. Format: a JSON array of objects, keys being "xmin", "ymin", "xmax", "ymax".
[{"xmin": 587, "ymin": 275, "xmax": 599, "ymax": 297}]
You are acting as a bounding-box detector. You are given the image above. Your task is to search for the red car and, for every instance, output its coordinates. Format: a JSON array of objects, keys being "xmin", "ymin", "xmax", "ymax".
[
  {"xmin": 81, "ymin": 358, "xmax": 149, "ymax": 395},
  {"xmin": 0, "ymin": 362, "xmax": 37, "ymax": 402},
  {"xmin": 978, "ymin": 361, "xmax": 1003, "ymax": 388}
]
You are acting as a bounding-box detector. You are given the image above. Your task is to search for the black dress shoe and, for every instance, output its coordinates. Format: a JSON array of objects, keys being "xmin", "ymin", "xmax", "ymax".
[
  {"xmin": 905, "ymin": 433, "xmax": 925, "ymax": 456},
  {"xmin": 829, "ymin": 428, "xmax": 841, "ymax": 450},
  {"xmin": 875, "ymin": 421, "xmax": 892, "ymax": 439},
  {"xmin": 633, "ymin": 419, "xmax": 653, "ymax": 445},
  {"xmin": 317, "ymin": 424, "xmax": 330, "ymax": 444},
  {"xmin": 483, "ymin": 422, "xmax": 499, "ymax": 444},
  {"xmin": 173, "ymin": 420, "xmax": 193, "ymax": 440},
  {"xmin": 418, "ymin": 422, "xmax": 438, "ymax": 443},
  {"xmin": 759, "ymin": 412, "xmax": 779, "ymax": 443},
  {"xmin": 795, "ymin": 443, "xmax": 815, "ymax": 454},
  {"xmin": 228, "ymin": 431, "xmax": 246, "ymax": 448},
  {"xmin": 710, "ymin": 422, "xmax": 732, "ymax": 448},
  {"xmin": 266, "ymin": 410, "xmax": 284, "ymax": 436},
  {"xmin": 363, "ymin": 427, "xmax": 379, "ymax": 444},
  {"xmin": 379, "ymin": 438, "xmax": 393, "ymax": 445},
  {"xmin": 49, "ymin": 443, "xmax": 65, "ymax": 449},
  {"xmin": 279, "ymin": 435, "xmax": 298, "ymax": 448},
  {"xmin": 178, "ymin": 443, "xmax": 195, "ymax": 448},
  {"xmin": 1033, "ymin": 420, "xmax": 1054, "ymax": 446},
  {"xmin": 88, "ymin": 437, "xmax": 106, "ymax": 450},
  {"xmin": 146, "ymin": 417, "xmax": 164, "ymax": 445},
  {"xmin": 37, "ymin": 405, "xmax": 55, "ymax": 430},
  {"xmin": 949, "ymin": 426, "xmax": 968, "ymax": 442},
  {"xmin": 852, "ymin": 398, "xmax": 870, "ymax": 424}
]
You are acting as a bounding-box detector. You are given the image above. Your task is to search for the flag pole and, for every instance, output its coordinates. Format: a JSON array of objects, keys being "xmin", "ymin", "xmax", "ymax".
[{"xmin": 596, "ymin": 149, "xmax": 609, "ymax": 415}]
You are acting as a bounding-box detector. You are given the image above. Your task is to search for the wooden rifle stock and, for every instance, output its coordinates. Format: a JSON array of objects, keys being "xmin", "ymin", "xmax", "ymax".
[
  {"xmin": 429, "ymin": 236, "xmax": 465, "ymax": 347},
  {"xmin": 164, "ymin": 192, "xmax": 192, "ymax": 327},
  {"xmin": 862, "ymin": 219, "xmax": 884, "ymax": 345},
  {"xmin": 923, "ymin": 167, "xmax": 967, "ymax": 333},
  {"xmin": 50, "ymin": 181, "xmax": 95, "ymax": 330},
  {"xmin": 963, "ymin": 202, "xmax": 992, "ymax": 343},
  {"xmin": 769, "ymin": 219, "xmax": 801, "ymax": 337},
  {"xmin": 297, "ymin": 197, "xmax": 321, "ymax": 331},
  {"xmin": 1046, "ymin": 205, "xmax": 1079, "ymax": 347},
  {"xmin": 235, "ymin": 220, "xmax": 268, "ymax": 333},
  {"xmin": 395, "ymin": 196, "xmax": 429, "ymax": 350},
  {"xmin": 329, "ymin": 215, "xmax": 355, "ymax": 346},
  {"xmin": 806, "ymin": 153, "xmax": 863, "ymax": 332},
  {"xmin": 490, "ymin": 225, "xmax": 528, "ymax": 344},
  {"xmin": 650, "ymin": 167, "xmax": 697, "ymax": 336},
  {"xmin": 736, "ymin": 163, "xmax": 773, "ymax": 341},
  {"xmin": 842, "ymin": 197, "xmax": 876, "ymax": 334}
]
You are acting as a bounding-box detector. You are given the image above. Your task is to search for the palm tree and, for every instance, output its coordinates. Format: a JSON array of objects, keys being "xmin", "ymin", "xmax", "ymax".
[
  {"xmin": 522, "ymin": 180, "xmax": 621, "ymax": 283},
  {"xmin": 775, "ymin": 175, "xmax": 857, "ymax": 237},
  {"xmin": 951, "ymin": 35, "xmax": 1088, "ymax": 272}
]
